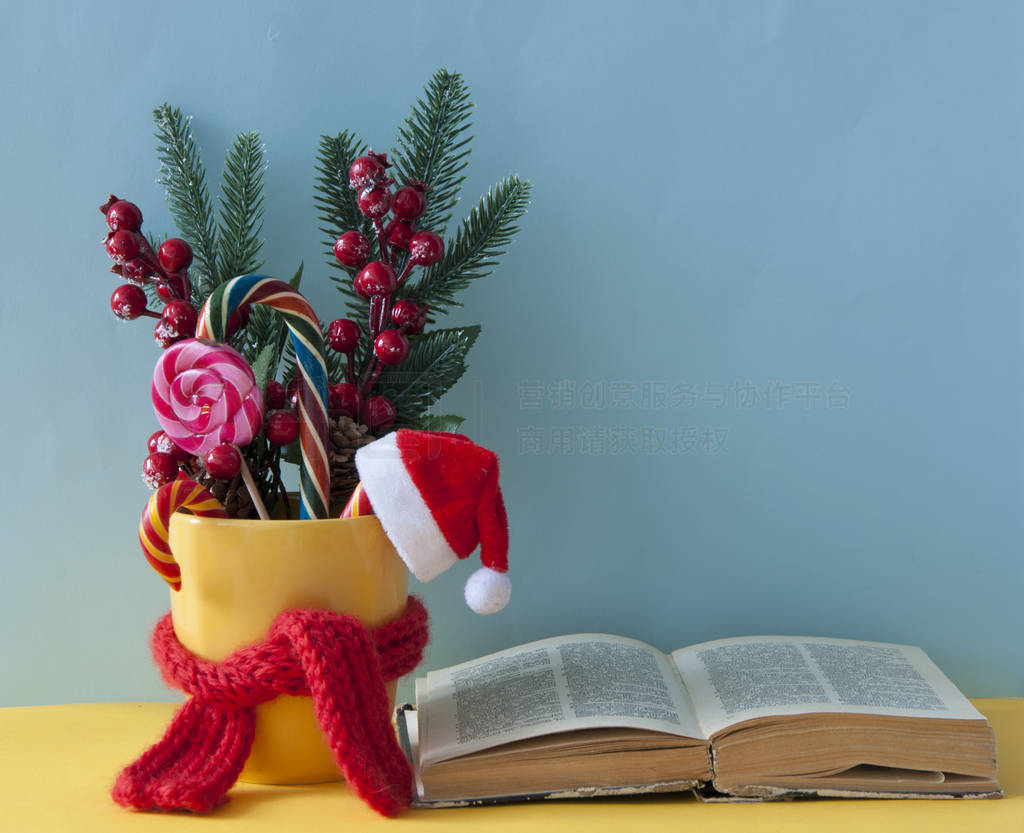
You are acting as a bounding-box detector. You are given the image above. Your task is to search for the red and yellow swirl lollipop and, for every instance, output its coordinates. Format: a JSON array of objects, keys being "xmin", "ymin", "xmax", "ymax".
[{"xmin": 139, "ymin": 479, "xmax": 226, "ymax": 589}]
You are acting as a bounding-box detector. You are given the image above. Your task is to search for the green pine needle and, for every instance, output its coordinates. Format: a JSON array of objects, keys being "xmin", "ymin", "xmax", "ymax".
[
  {"xmin": 153, "ymin": 104, "xmax": 219, "ymax": 298},
  {"xmin": 404, "ymin": 176, "xmax": 531, "ymax": 314},
  {"xmin": 218, "ymin": 131, "xmax": 266, "ymax": 284},
  {"xmin": 376, "ymin": 326, "xmax": 481, "ymax": 424},
  {"xmin": 391, "ymin": 68, "xmax": 474, "ymax": 237}
]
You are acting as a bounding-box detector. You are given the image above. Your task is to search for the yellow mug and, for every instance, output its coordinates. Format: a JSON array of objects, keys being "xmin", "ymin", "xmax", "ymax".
[{"xmin": 168, "ymin": 511, "xmax": 409, "ymax": 784}]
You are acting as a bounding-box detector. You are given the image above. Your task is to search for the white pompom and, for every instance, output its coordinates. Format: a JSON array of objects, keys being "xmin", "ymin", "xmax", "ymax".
[{"xmin": 464, "ymin": 567, "xmax": 511, "ymax": 614}]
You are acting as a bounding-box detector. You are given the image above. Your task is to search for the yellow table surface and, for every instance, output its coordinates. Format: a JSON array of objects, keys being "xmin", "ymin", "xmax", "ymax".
[{"xmin": 1, "ymin": 699, "xmax": 1021, "ymax": 832}]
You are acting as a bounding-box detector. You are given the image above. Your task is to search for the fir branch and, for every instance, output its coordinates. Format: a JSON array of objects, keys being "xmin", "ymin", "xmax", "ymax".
[
  {"xmin": 376, "ymin": 326, "xmax": 480, "ymax": 425},
  {"xmin": 391, "ymin": 68, "xmax": 473, "ymax": 236},
  {"xmin": 243, "ymin": 305, "xmax": 277, "ymax": 365},
  {"xmin": 218, "ymin": 131, "xmax": 266, "ymax": 284},
  {"xmin": 314, "ymin": 131, "xmax": 375, "ymax": 321},
  {"xmin": 404, "ymin": 176, "xmax": 531, "ymax": 314},
  {"xmin": 153, "ymin": 104, "xmax": 219, "ymax": 296}
]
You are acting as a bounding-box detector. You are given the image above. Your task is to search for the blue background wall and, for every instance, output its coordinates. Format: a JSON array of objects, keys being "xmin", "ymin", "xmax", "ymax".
[{"xmin": 1, "ymin": 0, "xmax": 1021, "ymax": 705}]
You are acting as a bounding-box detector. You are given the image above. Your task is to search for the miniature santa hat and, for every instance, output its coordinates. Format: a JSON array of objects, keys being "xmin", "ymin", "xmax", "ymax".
[{"xmin": 354, "ymin": 430, "xmax": 511, "ymax": 614}]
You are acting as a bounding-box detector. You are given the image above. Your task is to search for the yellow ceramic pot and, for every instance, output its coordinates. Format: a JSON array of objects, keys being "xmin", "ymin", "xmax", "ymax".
[{"xmin": 168, "ymin": 510, "xmax": 408, "ymax": 785}]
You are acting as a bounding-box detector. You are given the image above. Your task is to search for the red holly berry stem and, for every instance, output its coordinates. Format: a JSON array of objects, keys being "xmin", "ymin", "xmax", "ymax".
[
  {"xmin": 358, "ymin": 353, "xmax": 381, "ymax": 400},
  {"xmin": 377, "ymin": 259, "xmax": 416, "ymax": 335},
  {"xmin": 136, "ymin": 238, "xmax": 169, "ymax": 281},
  {"xmin": 368, "ymin": 295, "xmax": 384, "ymax": 341},
  {"xmin": 358, "ymin": 360, "xmax": 387, "ymax": 425},
  {"xmin": 346, "ymin": 351, "xmax": 356, "ymax": 386},
  {"xmin": 377, "ymin": 294, "xmax": 391, "ymax": 335},
  {"xmin": 373, "ymin": 219, "xmax": 390, "ymax": 267},
  {"xmin": 395, "ymin": 258, "xmax": 416, "ymax": 289}
]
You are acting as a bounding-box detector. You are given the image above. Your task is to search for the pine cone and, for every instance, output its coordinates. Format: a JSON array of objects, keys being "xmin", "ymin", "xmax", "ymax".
[
  {"xmin": 196, "ymin": 470, "xmax": 258, "ymax": 520},
  {"xmin": 330, "ymin": 414, "xmax": 375, "ymax": 510}
]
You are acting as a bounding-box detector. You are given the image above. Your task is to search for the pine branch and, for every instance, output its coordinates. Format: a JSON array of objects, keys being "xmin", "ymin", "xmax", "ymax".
[
  {"xmin": 153, "ymin": 104, "xmax": 219, "ymax": 297},
  {"xmin": 403, "ymin": 176, "xmax": 531, "ymax": 314},
  {"xmin": 376, "ymin": 326, "xmax": 480, "ymax": 425},
  {"xmin": 391, "ymin": 68, "xmax": 473, "ymax": 236},
  {"xmin": 314, "ymin": 131, "xmax": 375, "ymax": 321},
  {"xmin": 218, "ymin": 131, "xmax": 266, "ymax": 285}
]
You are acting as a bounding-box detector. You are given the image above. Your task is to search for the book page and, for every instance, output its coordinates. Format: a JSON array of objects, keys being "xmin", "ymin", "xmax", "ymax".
[
  {"xmin": 671, "ymin": 636, "xmax": 984, "ymax": 738},
  {"xmin": 417, "ymin": 634, "xmax": 703, "ymax": 765}
]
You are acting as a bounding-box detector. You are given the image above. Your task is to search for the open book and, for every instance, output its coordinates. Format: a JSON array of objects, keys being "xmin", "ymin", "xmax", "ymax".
[{"xmin": 397, "ymin": 634, "xmax": 1000, "ymax": 805}]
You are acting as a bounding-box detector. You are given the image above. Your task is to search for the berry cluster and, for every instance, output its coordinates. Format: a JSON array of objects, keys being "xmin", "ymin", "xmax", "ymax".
[
  {"xmin": 325, "ymin": 152, "xmax": 445, "ymax": 433},
  {"xmin": 101, "ymin": 196, "xmax": 202, "ymax": 348},
  {"xmin": 99, "ymin": 196, "xmax": 271, "ymax": 492},
  {"xmin": 101, "ymin": 196, "xmax": 254, "ymax": 348}
]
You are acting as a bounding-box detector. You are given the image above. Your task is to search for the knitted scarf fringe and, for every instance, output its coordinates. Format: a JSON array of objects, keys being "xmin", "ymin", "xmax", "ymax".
[{"xmin": 112, "ymin": 597, "xmax": 428, "ymax": 816}]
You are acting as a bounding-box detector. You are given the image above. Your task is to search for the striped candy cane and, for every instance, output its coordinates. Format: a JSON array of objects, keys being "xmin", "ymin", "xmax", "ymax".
[
  {"xmin": 140, "ymin": 479, "xmax": 227, "ymax": 590},
  {"xmin": 197, "ymin": 275, "xmax": 331, "ymax": 519},
  {"xmin": 340, "ymin": 482, "xmax": 374, "ymax": 518}
]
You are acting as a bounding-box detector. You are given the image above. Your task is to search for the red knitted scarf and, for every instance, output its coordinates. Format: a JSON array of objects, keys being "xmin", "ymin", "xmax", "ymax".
[{"xmin": 112, "ymin": 597, "xmax": 428, "ymax": 817}]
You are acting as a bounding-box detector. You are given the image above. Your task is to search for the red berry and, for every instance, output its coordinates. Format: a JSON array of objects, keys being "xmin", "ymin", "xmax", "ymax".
[
  {"xmin": 148, "ymin": 430, "xmax": 164, "ymax": 454},
  {"xmin": 357, "ymin": 186, "xmax": 392, "ymax": 219},
  {"xmin": 392, "ymin": 184, "xmax": 427, "ymax": 221},
  {"xmin": 265, "ymin": 410, "xmax": 300, "ymax": 446},
  {"xmin": 143, "ymin": 452, "xmax": 178, "ymax": 489},
  {"xmin": 354, "ymin": 261, "xmax": 398, "ymax": 298},
  {"xmin": 286, "ymin": 377, "xmax": 300, "ymax": 409},
  {"xmin": 374, "ymin": 330, "xmax": 410, "ymax": 366},
  {"xmin": 105, "ymin": 200, "xmax": 143, "ymax": 232},
  {"xmin": 122, "ymin": 258, "xmax": 151, "ymax": 285},
  {"xmin": 327, "ymin": 318, "xmax": 361, "ymax": 353},
  {"xmin": 389, "ymin": 300, "xmax": 420, "ymax": 328},
  {"xmin": 409, "ymin": 231, "xmax": 444, "ymax": 266},
  {"xmin": 328, "ymin": 382, "xmax": 361, "ymax": 418},
  {"xmin": 265, "ymin": 379, "xmax": 287, "ymax": 410},
  {"xmin": 158, "ymin": 238, "xmax": 193, "ymax": 272},
  {"xmin": 410, "ymin": 311, "xmax": 427, "ymax": 334},
  {"xmin": 225, "ymin": 303, "xmax": 251, "ymax": 338},
  {"xmin": 365, "ymin": 396, "xmax": 396, "ymax": 433},
  {"xmin": 205, "ymin": 444, "xmax": 242, "ymax": 480},
  {"xmin": 156, "ymin": 272, "xmax": 191, "ymax": 303},
  {"xmin": 106, "ymin": 230, "xmax": 141, "ymax": 264},
  {"xmin": 334, "ymin": 231, "xmax": 371, "ymax": 268},
  {"xmin": 161, "ymin": 300, "xmax": 198, "ymax": 339},
  {"xmin": 150, "ymin": 431, "xmax": 191, "ymax": 462},
  {"xmin": 154, "ymin": 320, "xmax": 175, "ymax": 349},
  {"xmin": 384, "ymin": 218, "xmax": 415, "ymax": 250},
  {"xmin": 349, "ymin": 152, "xmax": 390, "ymax": 189},
  {"xmin": 110, "ymin": 284, "xmax": 148, "ymax": 320}
]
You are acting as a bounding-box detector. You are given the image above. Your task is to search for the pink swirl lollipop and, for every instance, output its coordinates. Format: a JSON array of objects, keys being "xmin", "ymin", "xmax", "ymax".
[{"xmin": 152, "ymin": 338, "xmax": 263, "ymax": 456}]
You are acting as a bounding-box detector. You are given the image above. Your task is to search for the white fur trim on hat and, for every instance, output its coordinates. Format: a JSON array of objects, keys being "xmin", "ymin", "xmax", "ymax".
[
  {"xmin": 355, "ymin": 432, "xmax": 458, "ymax": 582},
  {"xmin": 464, "ymin": 566, "xmax": 511, "ymax": 615}
]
